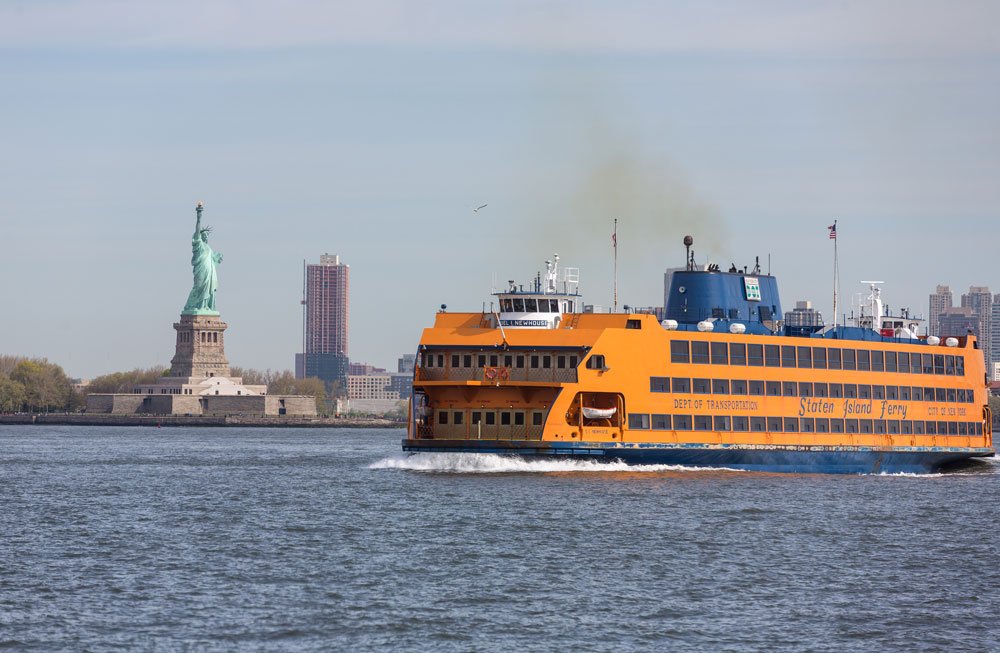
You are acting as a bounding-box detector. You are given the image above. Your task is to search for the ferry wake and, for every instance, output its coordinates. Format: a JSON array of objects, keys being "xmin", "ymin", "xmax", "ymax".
[{"xmin": 403, "ymin": 237, "xmax": 994, "ymax": 474}]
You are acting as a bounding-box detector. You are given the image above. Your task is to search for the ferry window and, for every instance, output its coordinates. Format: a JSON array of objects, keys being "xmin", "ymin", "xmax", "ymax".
[
  {"xmin": 844, "ymin": 384, "xmax": 858, "ymax": 399},
  {"xmin": 872, "ymin": 385, "xmax": 885, "ymax": 400},
  {"xmin": 858, "ymin": 385, "xmax": 872, "ymax": 400},
  {"xmin": 585, "ymin": 355, "xmax": 606, "ymax": 370},
  {"xmin": 875, "ymin": 420, "xmax": 887, "ymax": 434},
  {"xmin": 733, "ymin": 416, "xmax": 749, "ymax": 432},
  {"xmin": 901, "ymin": 420, "xmax": 912, "ymax": 433},
  {"xmin": 925, "ymin": 421, "xmax": 936, "ymax": 435},
  {"xmin": 530, "ymin": 355, "xmax": 539, "ymax": 368},
  {"xmin": 490, "ymin": 355, "xmax": 499, "ymax": 367},
  {"xmin": 956, "ymin": 357, "xmax": 965, "ymax": 376},
  {"xmin": 899, "ymin": 386, "xmax": 911, "ymax": 401},
  {"xmin": 815, "ymin": 418, "xmax": 829, "ymax": 433},
  {"xmin": 767, "ymin": 416, "xmax": 784, "ymax": 432},
  {"xmin": 712, "ymin": 308, "xmax": 725, "ymax": 319},
  {"xmin": 799, "ymin": 418, "xmax": 814, "ymax": 433},
  {"xmin": 569, "ymin": 356, "xmax": 578, "ymax": 367},
  {"xmin": 935, "ymin": 388, "xmax": 946, "ymax": 402},
  {"xmin": 948, "ymin": 422, "xmax": 958, "ymax": 435},
  {"xmin": 516, "ymin": 355, "xmax": 525, "ymax": 368},
  {"xmin": 885, "ymin": 352, "xmax": 897, "ymax": 372},
  {"xmin": 652, "ymin": 414, "xmax": 671, "ymax": 430},
  {"xmin": 503, "ymin": 355, "xmax": 512, "ymax": 368},
  {"xmin": 451, "ymin": 354, "xmax": 460, "ymax": 368},
  {"xmin": 910, "ymin": 387, "xmax": 922, "ymax": 401},
  {"xmin": 650, "ymin": 377, "xmax": 670, "ymax": 393},
  {"xmin": 947, "ymin": 388, "xmax": 957, "ymax": 402},
  {"xmin": 924, "ymin": 386, "xmax": 935, "ymax": 401},
  {"xmin": 525, "ymin": 299, "xmax": 537, "ymax": 312},
  {"xmin": 751, "ymin": 416, "xmax": 766, "ymax": 432},
  {"xmin": 557, "ymin": 355, "xmax": 566, "ymax": 368},
  {"xmin": 485, "ymin": 412, "xmax": 496, "ymax": 425},
  {"xmin": 731, "ymin": 379, "xmax": 748, "ymax": 395},
  {"xmin": 712, "ymin": 379, "xmax": 730, "ymax": 394},
  {"xmin": 425, "ymin": 354, "xmax": 434, "ymax": 368},
  {"xmin": 454, "ymin": 412, "xmax": 464, "ymax": 425},
  {"xmin": 514, "ymin": 412, "xmax": 525, "ymax": 426},
  {"xmin": 813, "ymin": 347, "xmax": 827, "ymax": 369},
  {"xmin": 626, "ymin": 319, "xmax": 642, "ymax": 329},
  {"xmin": 843, "ymin": 349, "xmax": 856, "ymax": 371},
  {"xmin": 730, "ymin": 343, "xmax": 747, "ymax": 365},
  {"xmin": 886, "ymin": 386, "xmax": 898, "ymax": 400},
  {"xmin": 542, "ymin": 356, "xmax": 551, "ymax": 369},
  {"xmin": 714, "ymin": 416, "xmax": 731, "ymax": 431},
  {"xmin": 672, "ymin": 378, "xmax": 691, "ymax": 393},
  {"xmin": 945, "ymin": 355, "xmax": 956, "ymax": 376},
  {"xmin": 814, "ymin": 382, "xmax": 828, "ymax": 398},
  {"xmin": 845, "ymin": 419, "xmax": 859, "ymax": 434},
  {"xmin": 748, "ymin": 344, "xmax": 764, "ymax": 367},
  {"xmin": 478, "ymin": 355, "xmax": 487, "ymax": 367},
  {"xmin": 781, "ymin": 346, "xmax": 796, "ymax": 368},
  {"xmin": 933, "ymin": 354, "xmax": 944, "ymax": 375},
  {"xmin": 888, "ymin": 421, "xmax": 901, "ymax": 435},
  {"xmin": 959, "ymin": 422, "xmax": 968, "ymax": 436},
  {"xmin": 765, "ymin": 345, "xmax": 780, "ymax": 367},
  {"xmin": 800, "ymin": 382, "xmax": 814, "ymax": 397},
  {"xmin": 670, "ymin": 340, "xmax": 690, "ymax": 364},
  {"xmin": 693, "ymin": 378, "xmax": 711, "ymax": 394},
  {"xmin": 830, "ymin": 419, "xmax": 844, "ymax": 433},
  {"xmin": 695, "ymin": 415, "xmax": 712, "ymax": 431},
  {"xmin": 674, "ymin": 415, "xmax": 692, "ymax": 430},
  {"xmin": 711, "ymin": 342, "xmax": 728, "ymax": 365},
  {"xmin": 922, "ymin": 353, "xmax": 934, "ymax": 374},
  {"xmin": 828, "ymin": 348, "xmax": 842, "ymax": 370},
  {"xmin": 749, "ymin": 380, "xmax": 765, "ymax": 396},
  {"xmin": 513, "ymin": 298, "xmax": 524, "ymax": 312},
  {"xmin": 860, "ymin": 420, "xmax": 873, "ymax": 434},
  {"xmin": 975, "ymin": 423, "xmax": 983, "ymax": 435},
  {"xmin": 692, "ymin": 342, "xmax": 710, "ymax": 364},
  {"xmin": 437, "ymin": 354, "xmax": 445, "ymax": 367},
  {"xmin": 857, "ymin": 350, "xmax": 871, "ymax": 371},
  {"xmin": 766, "ymin": 381, "xmax": 781, "ymax": 396},
  {"xmin": 465, "ymin": 355, "xmax": 473, "ymax": 367},
  {"xmin": 898, "ymin": 352, "xmax": 910, "ymax": 373},
  {"xmin": 532, "ymin": 412, "xmax": 543, "ymax": 426},
  {"xmin": 438, "ymin": 411, "xmax": 448, "ymax": 425},
  {"xmin": 471, "ymin": 411, "xmax": 482, "ymax": 424},
  {"xmin": 797, "ymin": 347, "xmax": 812, "ymax": 369},
  {"xmin": 829, "ymin": 383, "xmax": 843, "ymax": 398},
  {"xmin": 782, "ymin": 381, "xmax": 797, "ymax": 397},
  {"xmin": 501, "ymin": 412, "xmax": 512, "ymax": 426},
  {"xmin": 501, "ymin": 299, "xmax": 513, "ymax": 312}
]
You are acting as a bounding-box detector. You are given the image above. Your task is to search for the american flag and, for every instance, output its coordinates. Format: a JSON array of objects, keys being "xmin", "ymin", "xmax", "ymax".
[{"xmin": 828, "ymin": 223, "xmax": 837, "ymax": 240}]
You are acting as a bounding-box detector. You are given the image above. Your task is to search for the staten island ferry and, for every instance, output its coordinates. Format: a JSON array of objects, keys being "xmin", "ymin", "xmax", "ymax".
[{"xmin": 403, "ymin": 240, "xmax": 994, "ymax": 474}]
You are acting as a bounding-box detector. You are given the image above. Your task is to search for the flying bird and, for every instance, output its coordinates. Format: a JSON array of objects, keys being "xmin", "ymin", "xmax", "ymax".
[{"xmin": 473, "ymin": 204, "xmax": 488, "ymax": 213}]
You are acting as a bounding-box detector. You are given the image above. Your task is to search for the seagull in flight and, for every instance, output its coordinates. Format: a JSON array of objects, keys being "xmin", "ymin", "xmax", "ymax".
[{"xmin": 473, "ymin": 203, "xmax": 488, "ymax": 213}]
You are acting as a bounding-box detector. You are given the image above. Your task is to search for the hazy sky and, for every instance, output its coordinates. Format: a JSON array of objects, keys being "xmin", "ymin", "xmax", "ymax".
[{"xmin": 2, "ymin": 1, "xmax": 999, "ymax": 379}]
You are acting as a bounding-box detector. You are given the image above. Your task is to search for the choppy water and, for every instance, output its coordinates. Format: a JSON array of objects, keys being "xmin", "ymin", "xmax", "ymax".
[{"xmin": 1, "ymin": 426, "xmax": 998, "ymax": 652}]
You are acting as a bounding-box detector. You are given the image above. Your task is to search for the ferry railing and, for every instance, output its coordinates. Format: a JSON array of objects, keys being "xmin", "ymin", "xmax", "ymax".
[{"xmin": 415, "ymin": 366, "xmax": 577, "ymax": 384}]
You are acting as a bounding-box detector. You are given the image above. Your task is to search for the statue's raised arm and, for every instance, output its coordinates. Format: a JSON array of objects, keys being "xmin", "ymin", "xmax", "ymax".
[{"xmin": 182, "ymin": 202, "xmax": 222, "ymax": 316}]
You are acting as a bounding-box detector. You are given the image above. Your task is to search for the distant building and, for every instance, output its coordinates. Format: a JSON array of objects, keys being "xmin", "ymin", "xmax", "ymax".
[
  {"xmin": 961, "ymin": 286, "xmax": 992, "ymax": 371},
  {"xmin": 991, "ymin": 294, "xmax": 1000, "ymax": 378},
  {"xmin": 784, "ymin": 300, "xmax": 824, "ymax": 327},
  {"xmin": 928, "ymin": 285, "xmax": 953, "ymax": 336},
  {"xmin": 298, "ymin": 254, "xmax": 350, "ymax": 385},
  {"xmin": 349, "ymin": 362, "xmax": 386, "ymax": 376},
  {"xmin": 398, "ymin": 354, "xmax": 415, "ymax": 374},
  {"xmin": 937, "ymin": 306, "xmax": 978, "ymax": 339},
  {"xmin": 344, "ymin": 372, "xmax": 405, "ymax": 415}
]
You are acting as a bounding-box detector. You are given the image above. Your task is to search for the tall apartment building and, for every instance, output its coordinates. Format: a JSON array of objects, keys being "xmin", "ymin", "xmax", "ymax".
[
  {"xmin": 296, "ymin": 254, "xmax": 350, "ymax": 385},
  {"xmin": 928, "ymin": 285, "xmax": 953, "ymax": 336},
  {"xmin": 991, "ymin": 294, "xmax": 1000, "ymax": 380},
  {"xmin": 961, "ymin": 286, "xmax": 992, "ymax": 372},
  {"xmin": 937, "ymin": 306, "xmax": 978, "ymax": 340}
]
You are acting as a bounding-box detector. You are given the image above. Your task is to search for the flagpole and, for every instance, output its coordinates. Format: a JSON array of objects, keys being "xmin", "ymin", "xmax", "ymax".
[
  {"xmin": 613, "ymin": 218, "xmax": 618, "ymax": 313},
  {"xmin": 832, "ymin": 220, "xmax": 838, "ymax": 328}
]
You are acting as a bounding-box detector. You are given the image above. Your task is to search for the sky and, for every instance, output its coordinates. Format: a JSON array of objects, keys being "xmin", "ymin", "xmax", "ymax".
[{"xmin": 1, "ymin": 1, "xmax": 999, "ymax": 379}]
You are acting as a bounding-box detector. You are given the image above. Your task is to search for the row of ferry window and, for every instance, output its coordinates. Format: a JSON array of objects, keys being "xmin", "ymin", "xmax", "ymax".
[
  {"xmin": 424, "ymin": 353, "xmax": 580, "ymax": 369},
  {"xmin": 649, "ymin": 377, "xmax": 976, "ymax": 403},
  {"xmin": 627, "ymin": 413, "xmax": 984, "ymax": 436},
  {"xmin": 669, "ymin": 341, "xmax": 966, "ymax": 376},
  {"xmin": 437, "ymin": 410, "xmax": 544, "ymax": 426},
  {"xmin": 500, "ymin": 298, "xmax": 570, "ymax": 313}
]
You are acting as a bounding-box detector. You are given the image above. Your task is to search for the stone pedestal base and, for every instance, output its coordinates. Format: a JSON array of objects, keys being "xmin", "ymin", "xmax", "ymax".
[{"xmin": 170, "ymin": 314, "xmax": 230, "ymax": 378}]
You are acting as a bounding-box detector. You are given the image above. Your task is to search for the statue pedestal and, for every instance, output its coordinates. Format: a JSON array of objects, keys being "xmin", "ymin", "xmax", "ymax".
[{"xmin": 170, "ymin": 314, "xmax": 230, "ymax": 378}]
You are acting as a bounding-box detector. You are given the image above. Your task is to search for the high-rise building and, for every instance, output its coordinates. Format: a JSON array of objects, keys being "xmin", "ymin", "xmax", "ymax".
[
  {"xmin": 297, "ymin": 254, "xmax": 350, "ymax": 385},
  {"xmin": 928, "ymin": 285, "xmax": 953, "ymax": 336},
  {"xmin": 991, "ymin": 294, "xmax": 1000, "ymax": 379},
  {"xmin": 784, "ymin": 300, "xmax": 824, "ymax": 337},
  {"xmin": 937, "ymin": 306, "xmax": 978, "ymax": 340},
  {"xmin": 961, "ymin": 286, "xmax": 992, "ymax": 371}
]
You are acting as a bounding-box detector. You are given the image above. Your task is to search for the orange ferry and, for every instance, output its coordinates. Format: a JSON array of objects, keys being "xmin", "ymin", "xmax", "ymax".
[{"xmin": 403, "ymin": 240, "xmax": 994, "ymax": 473}]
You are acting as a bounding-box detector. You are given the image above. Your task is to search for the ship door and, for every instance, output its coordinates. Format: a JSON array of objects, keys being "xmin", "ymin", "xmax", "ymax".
[{"xmin": 573, "ymin": 392, "xmax": 624, "ymax": 441}]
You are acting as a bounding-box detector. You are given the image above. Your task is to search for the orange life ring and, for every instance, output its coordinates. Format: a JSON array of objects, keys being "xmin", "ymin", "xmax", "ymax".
[
  {"xmin": 484, "ymin": 367, "xmax": 498, "ymax": 380},
  {"xmin": 499, "ymin": 367, "xmax": 510, "ymax": 380}
]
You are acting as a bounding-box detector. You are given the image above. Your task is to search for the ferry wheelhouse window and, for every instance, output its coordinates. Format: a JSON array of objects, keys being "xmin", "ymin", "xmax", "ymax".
[
  {"xmin": 692, "ymin": 342, "xmax": 710, "ymax": 364},
  {"xmin": 650, "ymin": 377, "xmax": 670, "ymax": 393},
  {"xmin": 764, "ymin": 345, "xmax": 780, "ymax": 367},
  {"xmin": 628, "ymin": 414, "xmax": 650, "ymax": 429},
  {"xmin": 525, "ymin": 299, "xmax": 537, "ymax": 312},
  {"xmin": 711, "ymin": 343, "xmax": 728, "ymax": 365},
  {"xmin": 670, "ymin": 341, "xmax": 690, "ymax": 364},
  {"xmin": 747, "ymin": 344, "xmax": 764, "ymax": 367},
  {"xmin": 513, "ymin": 298, "xmax": 525, "ymax": 312},
  {"xmin": 585, "ymin": 355, "xmax": 606, "ymax": 370},
  {"xmin": 501, "ymin": 299, "xmax": 513, "ymax": 311},
  {"xmin": 730, "ymin": 343, "xmax": 747, "ymax": 365}
]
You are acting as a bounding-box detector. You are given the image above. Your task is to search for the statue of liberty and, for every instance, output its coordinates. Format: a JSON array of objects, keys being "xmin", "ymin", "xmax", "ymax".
[{"xmin": 182, "ymin": 202, "xmax": 223, "ymax": 315}]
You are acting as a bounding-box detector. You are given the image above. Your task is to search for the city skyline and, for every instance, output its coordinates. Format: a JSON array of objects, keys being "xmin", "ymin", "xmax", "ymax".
[{"xmin": 2, "ymin": 1, "xmax": 999, "ymax": 379}]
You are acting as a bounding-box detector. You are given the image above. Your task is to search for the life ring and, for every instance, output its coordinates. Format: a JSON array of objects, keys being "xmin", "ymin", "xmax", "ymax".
[
  {"xmin": 499, "ymin": 367, "xmax": 510, "ymax": 380},
  {"xmin": 484, "ymin": 367, "xmax": 498, "ymax": 380}
]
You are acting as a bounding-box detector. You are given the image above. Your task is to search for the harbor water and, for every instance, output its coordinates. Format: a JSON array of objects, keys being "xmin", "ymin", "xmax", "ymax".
[{"xmin": 1, "ymin": 426, "xmax": 998, "ymax": 651}]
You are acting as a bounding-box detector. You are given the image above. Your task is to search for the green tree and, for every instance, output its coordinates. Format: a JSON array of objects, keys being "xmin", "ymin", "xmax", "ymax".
[
  {"xmin": 0, "ymin": 376, "xmax": 27, "ymax": 412},
  {"xmin": 86, "ymin": 366, "xmax": 168, "ymax": 394},
  {"xmin": 9, "ymin": 359, "xmax": 73, "ymax": 412}
]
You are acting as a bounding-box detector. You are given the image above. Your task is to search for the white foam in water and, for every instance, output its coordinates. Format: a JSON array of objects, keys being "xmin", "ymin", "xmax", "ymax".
[{"xmin": 369, "ymin": 452, "xmax": 744, "ymax": 474}]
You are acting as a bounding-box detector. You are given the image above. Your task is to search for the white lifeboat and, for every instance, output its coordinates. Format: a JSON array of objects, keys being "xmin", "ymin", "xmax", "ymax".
[{"xmin": 582, "ymin": 406, "xmax": 617, "ymax": 419}]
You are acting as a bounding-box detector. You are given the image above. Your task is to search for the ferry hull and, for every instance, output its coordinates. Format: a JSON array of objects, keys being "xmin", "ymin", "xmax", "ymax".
[{"xmin": 402, "ymin": 439, "xmax": 993, "ymax": 474}]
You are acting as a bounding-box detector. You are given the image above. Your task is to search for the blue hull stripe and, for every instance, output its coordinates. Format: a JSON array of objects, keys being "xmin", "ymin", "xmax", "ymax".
[{"xmin": 402, "ymin": 439, "xmax": 995, "ymax": 474}]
